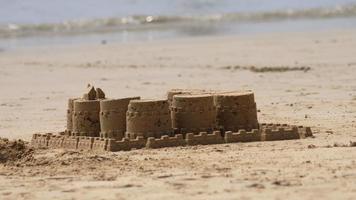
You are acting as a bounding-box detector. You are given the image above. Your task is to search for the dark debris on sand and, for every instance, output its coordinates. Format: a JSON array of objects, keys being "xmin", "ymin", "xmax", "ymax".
[
  {"xmin": 220, "ymin": 65, "xmax": 311, "ymax": 73},
  {"xmin": 0, "ymin": 138, "xmax": 33, "ymax": 164}
]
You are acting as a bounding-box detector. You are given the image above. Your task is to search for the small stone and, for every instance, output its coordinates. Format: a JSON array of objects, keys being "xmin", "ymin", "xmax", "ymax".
[{"xmin": 247, "ymin": 183, "xmax": 265, "ymax": 189}]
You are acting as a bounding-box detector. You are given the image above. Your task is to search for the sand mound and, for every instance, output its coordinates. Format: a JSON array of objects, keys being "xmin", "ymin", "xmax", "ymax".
[{"xmin": 0, "ymin": 138, "xmax": 33, "ymax": 164}]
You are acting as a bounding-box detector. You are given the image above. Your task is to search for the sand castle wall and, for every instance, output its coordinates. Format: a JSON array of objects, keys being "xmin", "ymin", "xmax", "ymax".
[
  {"xmin": 31, "ymin": 134, "xmax": 49, "ymax": 148},
  {"xmin": 47, "ymin": 135, "xmax": 64, "ymax": 148},
  {"xmin": 111, "ymin": 137, "xmax": 146, "ymax": 151},
  {"xmin": 214, "ymin": 91, "xmax": 258, "ymax": 132},
  {"xmin": 72, "ymin": 99, "xmax": 101, "ymax": 137},
  {"xmin": 146, "ymin": 134, "xmax": 185, "ymax": 148},
  {"xmin": 91, "ymin": 137, "xmax": 108, "ymax": 152},
  {"xmin": 62, "ymin": 136, "xmax": 79, "ymax": 149},
  {"xmin": 31, "ymin": 123, "xmax": 312, "ymax": 152},
  {"xmin": 146, "ymin": 131, "xmax": 224, "ymax": 148},
  {"xmin": 126, "ymin": 99, "xmax": 172, "ymax": 139},
  {"xmin": 91, "ymin": 137, "xmax": 146, "ymax": 152},
  {"xmin": 261, "ymin": 127, "xmax": 299, "ymax": 141},
  {"xmin": 259, "ymin": 123, "xmax": 312, "ymax": 138},
  {"xmin": 224, "ymin": 126, "xmax": 301, "ymax": 143},
  {"xmin": 185, "ymin": 131, "xmax": 223, "ymax": 145},
  {"xmin": 100, "ymin": 97, "xmax": 140, "ymax": 140},
  {"xmin": 224, "ymin": 129, "xmax": 261, "ymax": 143},
  {"xmin": 171, "ymin": 94, "xmax": 217, "ymax": 134},
  {"xmin": 77, "ymin": 137, "xmax": 94, "ymax": 150}
]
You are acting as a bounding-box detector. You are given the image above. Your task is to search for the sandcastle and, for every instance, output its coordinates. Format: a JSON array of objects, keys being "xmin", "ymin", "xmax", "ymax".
[{"xmin": 31, "ymin": 86, "xmax": 313, "ymax": 152}]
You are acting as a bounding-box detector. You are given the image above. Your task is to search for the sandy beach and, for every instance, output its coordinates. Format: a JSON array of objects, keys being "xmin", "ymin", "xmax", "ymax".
[{"xmin": 0, "ymin": 29, "xmax": 356, "ymax": 199}]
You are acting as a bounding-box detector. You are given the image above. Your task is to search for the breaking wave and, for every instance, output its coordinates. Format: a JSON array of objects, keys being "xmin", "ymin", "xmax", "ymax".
[{"xmin": 1, "ymin": 3, "xmax": 356, "ymax": 38}]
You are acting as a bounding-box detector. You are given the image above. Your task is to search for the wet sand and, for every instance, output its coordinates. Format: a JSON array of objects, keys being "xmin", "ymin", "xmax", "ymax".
[{"xmin": 0, "ymin": 29, "xmax": 356, "ymax": 199}]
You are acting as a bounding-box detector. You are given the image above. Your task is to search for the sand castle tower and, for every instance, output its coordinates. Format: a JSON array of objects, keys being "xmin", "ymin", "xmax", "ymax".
[
  {"xmin": 126, "ymin": 99, "xmax": 172, "ymax": 139},
  {"xmin": 100, "ymin": 97, "xmax": 140, "ymax": 140},
  {"xmin": 70, "ymin": 86, "xmax": 105, "ymax": 137},
  {"xmin": 72, "ymin": 99, "xmax": 101, "ymax": 137},
  {"xmin": 214, "ymin": 91, "xmax": 258, "ymax": 132},
  {"xmin": 171, "ymin": 94, "xmax": 217, "ymax": 134}
]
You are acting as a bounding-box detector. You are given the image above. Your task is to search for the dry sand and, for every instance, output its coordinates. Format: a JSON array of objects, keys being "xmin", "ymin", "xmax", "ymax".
[{"xmin": 0, "ymin": 29, "xmax": 355, "ymax": 199}]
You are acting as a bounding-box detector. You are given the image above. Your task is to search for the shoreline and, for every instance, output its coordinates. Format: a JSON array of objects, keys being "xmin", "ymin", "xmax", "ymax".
[{"xmin": 1, "ymin": 17, "xmax": 356, "ymax": 50}]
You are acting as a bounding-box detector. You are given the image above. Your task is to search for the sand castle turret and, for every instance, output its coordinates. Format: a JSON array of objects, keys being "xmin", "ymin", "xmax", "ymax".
[
  {"xmin": 214, "ymin": 91, "xmax": 258, "ymax": 131},
  {"xmin": 171, "ymin": 94, "xmax": 217, "ymax": 134},
  {"xmin": 100, "ymin": 97, "xmax": 140, "ymax": 140},
  {"xmin": 72, "ymin": 99, "xmax": 101, "ymax": 137},
  {"xmin": 70, "ymin": 85, "xmax": 106, "ymax": 137},
  {"xmin": 126, "ymin": 99, "xmax": 172, "ymax": 139}
]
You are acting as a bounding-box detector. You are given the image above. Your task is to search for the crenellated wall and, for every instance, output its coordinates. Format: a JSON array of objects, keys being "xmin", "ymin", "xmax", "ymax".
[{"xmin": 32, "ymin": 123, "xmax": 313, "ymax": 152}]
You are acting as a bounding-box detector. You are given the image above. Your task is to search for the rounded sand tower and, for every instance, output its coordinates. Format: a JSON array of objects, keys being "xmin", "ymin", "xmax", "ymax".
[
  {"xmin": 126, "ymin": 99, "xmax": 172, "ymax": 139},
  {"xmin": 171, "ymin": 94, "xmax": 217, "ymax": 134},
  {"xmin": 214, "ymin": 91, "xmax": 258, "ymax": 131},
  {"xmin": 99, "ymin": 97, "xmax": 140, "ymax": 140},
  {"xmin": 72, "ymin": 99, "xmax": 101, "ymax": 137}
]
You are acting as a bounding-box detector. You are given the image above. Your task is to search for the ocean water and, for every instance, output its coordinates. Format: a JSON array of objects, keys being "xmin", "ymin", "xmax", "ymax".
[{"xmin": 1, "ymin": 0, "xmax": 356, "ymax": 49}]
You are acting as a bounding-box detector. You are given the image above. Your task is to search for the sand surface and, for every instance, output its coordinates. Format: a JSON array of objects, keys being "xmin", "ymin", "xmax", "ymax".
[{"xmin": 0, "ymin": 29, "xmax": 356, "ymax": 199}]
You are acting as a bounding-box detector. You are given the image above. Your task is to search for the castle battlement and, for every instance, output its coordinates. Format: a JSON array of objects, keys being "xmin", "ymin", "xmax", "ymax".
[
  {"xmin": 224, "ymin": 129, "xmax": 260, "ymax": 143},
  {"xmin": 146, "ymin": 134, "xmax": 185, "ymax": 149},
  {"xmin": 185, "ymin": 131, "xmax": 223, "ymax": 146}
]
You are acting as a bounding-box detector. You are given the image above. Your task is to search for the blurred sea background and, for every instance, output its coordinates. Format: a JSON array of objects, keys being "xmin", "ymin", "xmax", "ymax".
[{"xmin": 1, "ymin": 0, "xmax": 356, "ymax": 49}]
